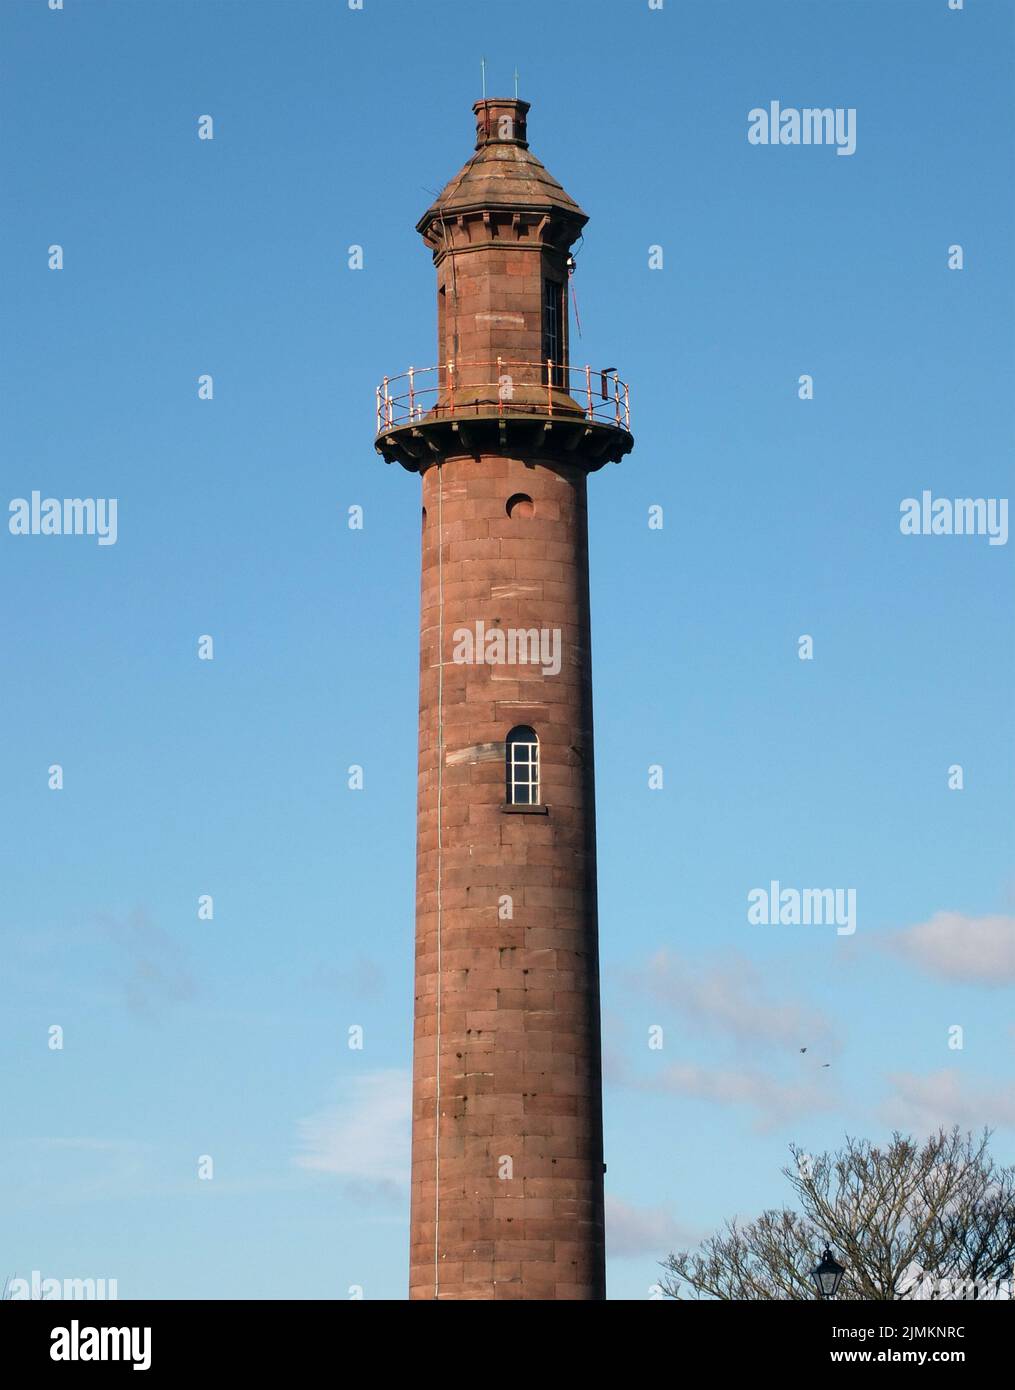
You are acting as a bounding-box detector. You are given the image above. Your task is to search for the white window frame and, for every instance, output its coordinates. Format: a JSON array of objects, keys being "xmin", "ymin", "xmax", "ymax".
[{"xmin": 506, "ymin": 729, "xmax": 540, "ymax": 806}]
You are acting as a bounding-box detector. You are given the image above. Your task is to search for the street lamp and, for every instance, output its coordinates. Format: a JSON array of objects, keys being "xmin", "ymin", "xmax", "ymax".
[{"xmin": 811, "ymin": 1247, "xmax": 847, "ymax": 1300}]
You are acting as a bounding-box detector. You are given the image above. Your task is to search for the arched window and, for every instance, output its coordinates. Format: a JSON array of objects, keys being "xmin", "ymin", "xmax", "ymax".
[{"xmin": 506, "ymin": 726, "xmax": 540, "ymax": 806}]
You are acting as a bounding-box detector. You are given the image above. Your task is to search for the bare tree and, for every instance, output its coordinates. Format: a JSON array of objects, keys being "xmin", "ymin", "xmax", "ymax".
[{"xmin": 661, "ymin": 1128, "xmax": 1015, "ymax": 1300}]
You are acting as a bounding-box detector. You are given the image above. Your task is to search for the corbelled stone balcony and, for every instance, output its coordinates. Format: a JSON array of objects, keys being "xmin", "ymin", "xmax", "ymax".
[{"xmin": 374, "ymin": 359, "xmax": 633, "ymax": 473}]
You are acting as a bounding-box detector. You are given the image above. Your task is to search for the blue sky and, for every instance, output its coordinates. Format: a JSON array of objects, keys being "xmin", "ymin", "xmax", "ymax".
[{"xmin": 1, "ymin": 0, "xmax": 1012, "ymax": 1300}]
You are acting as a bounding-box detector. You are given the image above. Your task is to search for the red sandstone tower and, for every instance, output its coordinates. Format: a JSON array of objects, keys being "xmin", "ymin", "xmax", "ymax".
[{"xmin": 375, "ymin": 96, "xmax": 633, "ymax": 1300}]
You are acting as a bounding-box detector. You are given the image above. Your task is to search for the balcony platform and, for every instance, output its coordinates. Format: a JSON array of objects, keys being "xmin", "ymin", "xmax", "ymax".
[{"xmin": 373, "ymin": 363, "xmax": 634, "ymax": 473}]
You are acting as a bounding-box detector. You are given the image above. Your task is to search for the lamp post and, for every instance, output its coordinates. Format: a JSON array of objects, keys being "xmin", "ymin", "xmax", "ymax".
[{"xmin": 811, "ymin": 1247, "xmax": 847, "ymax": 1300}]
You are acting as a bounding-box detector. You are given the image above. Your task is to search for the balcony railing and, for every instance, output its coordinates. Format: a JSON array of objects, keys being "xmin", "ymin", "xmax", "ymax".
[{"xmin": 374, "ymin": 361, "xmax": 631, "ymax": 435}]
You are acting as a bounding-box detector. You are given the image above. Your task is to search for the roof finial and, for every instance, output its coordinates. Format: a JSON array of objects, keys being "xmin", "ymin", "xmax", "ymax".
[
  {"xmin": 514, "ymin": 68, "xmax": 519, "ymax": 99},
  {"xmin": 480, "ymin": 56, "xmax": 486, "ymax": 100}
]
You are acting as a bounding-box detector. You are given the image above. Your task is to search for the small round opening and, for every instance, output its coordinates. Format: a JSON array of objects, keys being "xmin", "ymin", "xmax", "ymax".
[{"xmin": 506, "ymin": 493, "xmax": 534, "ymax": 519}]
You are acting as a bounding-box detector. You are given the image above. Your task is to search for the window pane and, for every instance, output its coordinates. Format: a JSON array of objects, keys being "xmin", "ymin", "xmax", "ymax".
[
  {"xmin": 506, "ymin": 728, "xmax": 540, "ymax": 805},
  {"xmin": 542, "ymin": 280, "xmax": 562, "ymax": 386}
]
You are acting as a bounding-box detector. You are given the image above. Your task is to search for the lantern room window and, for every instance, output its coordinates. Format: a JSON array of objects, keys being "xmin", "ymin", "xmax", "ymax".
[{"xmin": 542, "ymin": 279, "xmax": 564, "ymax": 387}]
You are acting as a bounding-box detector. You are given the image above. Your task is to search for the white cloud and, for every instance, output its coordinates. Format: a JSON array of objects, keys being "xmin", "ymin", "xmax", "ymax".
[
  {"xmin": 294, "ymin": 1070, "xmax": 411, "ymax": 1198},
  {"xmin": 881, "ymin": 1068, "xmax": 1015, "ymax": 1132},
  {"xmin": 606, "ymin": 1194, "xmax": 699, "ymax": 1258},
  {"xmin": 622, "ymin": 949, "xmax": 836, "ymax": 1054},
  {"xmin": 609, "ymin": 953, "xmax": 839, "ymax": 1128},
  {"xmin": 889, "ymin": 913, "xmax": 1015, "ymax": 984},
  {"xmin": 627, "ymin": 1060, "xmax": 835, "ymax": 1131}
]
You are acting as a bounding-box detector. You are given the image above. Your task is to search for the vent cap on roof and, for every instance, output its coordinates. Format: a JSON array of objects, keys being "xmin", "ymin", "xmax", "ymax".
[{"xmin": 474, "ymin": 98, "xmax": 529, "ymax": 148}]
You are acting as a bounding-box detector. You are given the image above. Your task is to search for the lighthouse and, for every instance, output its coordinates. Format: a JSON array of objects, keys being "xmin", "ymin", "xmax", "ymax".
[{"xmin": 375, "ymin": 96, "xmax": 633, "ymax": 1301}]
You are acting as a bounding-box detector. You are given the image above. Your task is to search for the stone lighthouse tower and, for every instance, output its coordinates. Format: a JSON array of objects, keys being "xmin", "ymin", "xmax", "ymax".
[{"xmin": 375, "ymin": 96, "xmax": 632, "ymax": 1301}]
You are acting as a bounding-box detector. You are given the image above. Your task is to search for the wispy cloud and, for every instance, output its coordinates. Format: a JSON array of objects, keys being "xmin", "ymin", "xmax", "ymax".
[
  {"xmin": 14, "ymin": 1137, "xmax": 130, "ymax": 1153},
  {"xmin": 888, "ymin": 913, "xmax": 1015, "ymax": 985},
  {"xmin": 609, "ymin": 952, "xmax": 839, "ymax": 1129},
  {"xmin": 294, "ymin": 1070, "xmax": 410, "ymax": 1200},
  {"xmin": 880, "ymin": 1068, "xmax": 1015, "ymax": 1132},
  {"xmin": 606, "ymin": 1194, "xmax": 701, "ymax": 1259},
  {"xmin": 0, "ymin": 1136, "xmax": 153, "ymax": 1205},
  {"xmin": 311, "ymin": 956, "xmax": 386, "ymax": 1000},
  {"xmin": 98, "ymin": 909, "xmax": 196, "ymax": 1018},
  {"xmin": 619, "ymin": 949, "xmax": 836, "ymax": 1054},
  {"xmin": 624, "ymin": 1060, "xmax": 836, "ymax": 1132}
]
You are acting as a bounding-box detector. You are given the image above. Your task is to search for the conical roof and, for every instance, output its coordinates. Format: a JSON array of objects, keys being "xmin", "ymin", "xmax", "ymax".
[{"xmin": 417, "ymin": 98, "xmax": 588, "ymax": 236}]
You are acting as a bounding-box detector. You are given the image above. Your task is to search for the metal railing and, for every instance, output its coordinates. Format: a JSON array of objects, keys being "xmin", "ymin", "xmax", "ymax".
[{"xmin": 374, "ymin": 361, "xmax": 631, "ymax": 434}]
